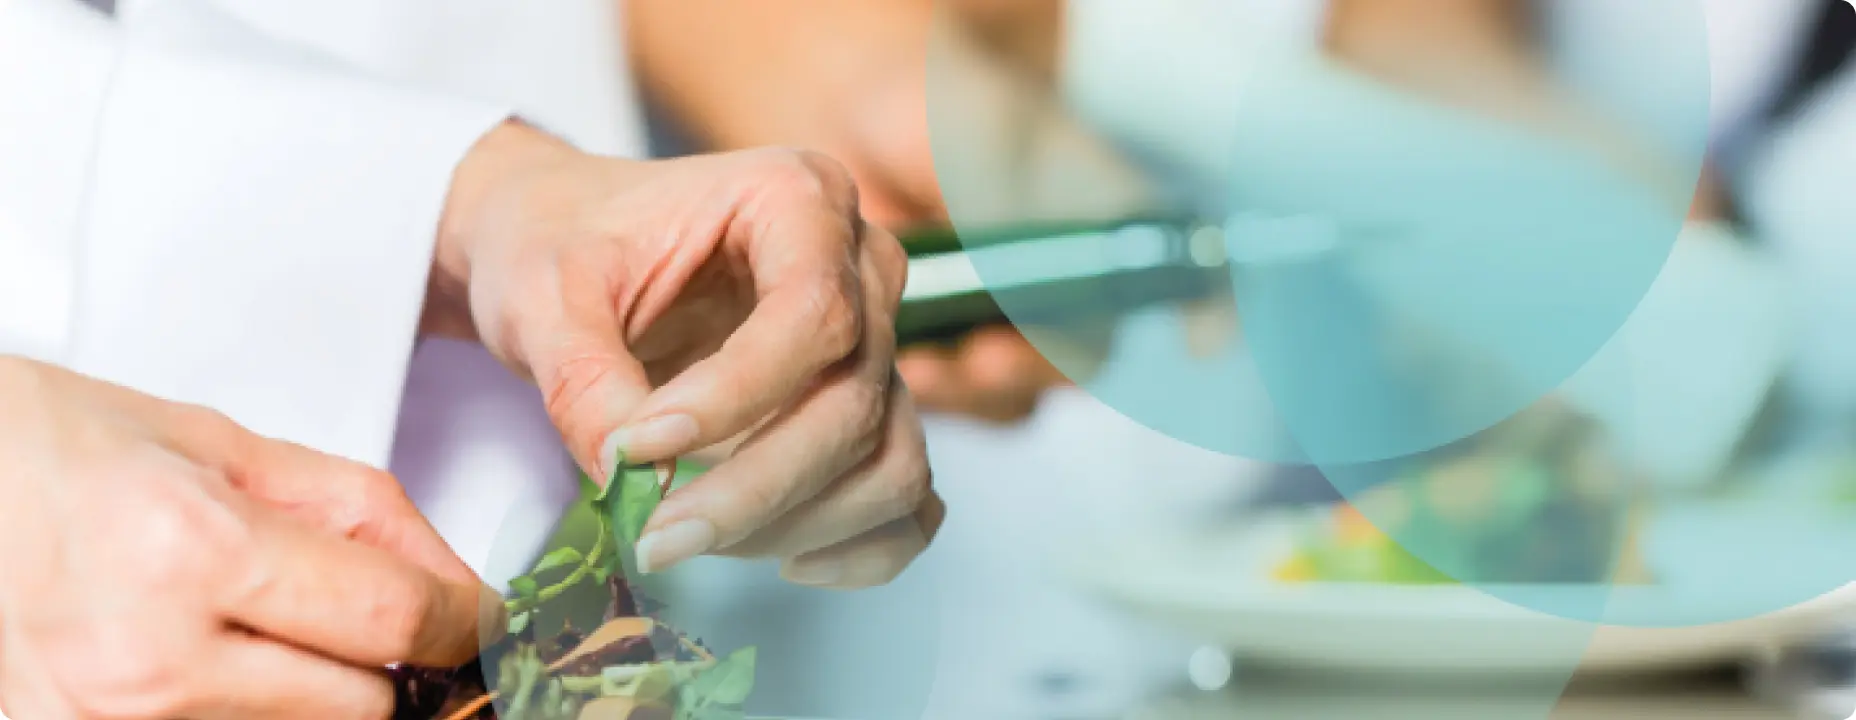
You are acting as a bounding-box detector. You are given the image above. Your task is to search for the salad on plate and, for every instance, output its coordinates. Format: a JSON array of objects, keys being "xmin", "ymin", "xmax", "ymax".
[
  {"xmin": 390, "ymin": 461, "xmax": 758, "ymax": 720},
  {"xmin": 1271, "ymin": 402, "xmax": 1653, "ymax": 587}
]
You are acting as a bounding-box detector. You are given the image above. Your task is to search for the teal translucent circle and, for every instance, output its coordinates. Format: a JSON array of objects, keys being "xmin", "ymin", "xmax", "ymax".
[
  {"xmin": 921, "ymin": 1, "xmax": 1856, "ymax": 627},
  {"xmin": 936, "ymin": 32, "xmax": 1707, "ymax": 465}
]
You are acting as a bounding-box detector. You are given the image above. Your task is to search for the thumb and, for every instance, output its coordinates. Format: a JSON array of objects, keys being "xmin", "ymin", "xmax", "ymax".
[{"xmin": 520, "ymin": 288, "xmax": 656, "ymax": 485}]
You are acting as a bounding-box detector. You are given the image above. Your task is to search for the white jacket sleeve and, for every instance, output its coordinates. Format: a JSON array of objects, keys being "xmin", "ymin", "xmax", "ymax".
[{"xmin": 0, "ymin": 0, "xmax": 511, "ymax": 467}]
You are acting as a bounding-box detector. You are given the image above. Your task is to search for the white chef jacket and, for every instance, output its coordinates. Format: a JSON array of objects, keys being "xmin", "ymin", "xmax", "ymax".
[{"xmin": 0, "ymin": 0, "xmax": 648, "ymax": 580}]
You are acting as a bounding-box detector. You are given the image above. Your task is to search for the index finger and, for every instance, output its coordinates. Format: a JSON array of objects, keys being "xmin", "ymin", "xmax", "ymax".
[
  {"xmin": 218, "ymin": 499, "xmax": 497, "ymax": 669},
  {"xmin": 609, "ymin": 204, "xmax": 872, "ymax": 462}
]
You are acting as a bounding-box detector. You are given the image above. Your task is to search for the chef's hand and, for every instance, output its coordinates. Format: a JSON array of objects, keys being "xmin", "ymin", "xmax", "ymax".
[
  {"xmin": 425, "ymin": 121, "xmax": 941, "ymax": 589},
  {"xmin": 0, "ymin": 357, "xmax": 492, "ymax": 720}
]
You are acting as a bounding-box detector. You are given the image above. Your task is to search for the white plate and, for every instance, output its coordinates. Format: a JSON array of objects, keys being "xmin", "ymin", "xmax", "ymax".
[{"xmin": 1064, "ymin": 514, "xmax": 1856, "ymax": 675}]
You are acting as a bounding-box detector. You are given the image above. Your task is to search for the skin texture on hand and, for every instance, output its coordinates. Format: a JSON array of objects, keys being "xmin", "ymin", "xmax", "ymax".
[
  {"xmin": 0, "ymin": 357, "xmax": 492, "ymax": 720},
  {"xmin": 425, "ymin": 121, "xmax": 941, "ymax": 588}
]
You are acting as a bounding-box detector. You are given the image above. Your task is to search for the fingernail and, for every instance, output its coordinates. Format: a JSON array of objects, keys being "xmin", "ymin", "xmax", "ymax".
[
  {"xmin": 601, "ymin": 414, "xmax": 699, "ymax": 470},
  {"xmin": 781, "ymin": 559, "xmax": 846, "ymax": 587},
  {"xmin": 656, "ymin": 460, "xmax": 677, "ymax": 493},
  {"xmin": 635, "ymin": 519, "xmax": 715, "ymax": 574}
]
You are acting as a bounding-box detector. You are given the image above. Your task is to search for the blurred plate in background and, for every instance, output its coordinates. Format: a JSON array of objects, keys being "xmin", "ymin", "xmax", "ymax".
[{"xmin": 1062, "ymin": 512, "xmax": 1856, "ymax": 676}]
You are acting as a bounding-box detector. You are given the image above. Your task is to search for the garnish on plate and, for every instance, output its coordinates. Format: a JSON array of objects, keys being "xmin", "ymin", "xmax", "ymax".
[
  {"xmin": 390, "ymin": 459, "xmax": 759, "ymax": 720},
  {"xmin": 1272, "ymin": 403, "xmax": 1655, "ymax": 586}
]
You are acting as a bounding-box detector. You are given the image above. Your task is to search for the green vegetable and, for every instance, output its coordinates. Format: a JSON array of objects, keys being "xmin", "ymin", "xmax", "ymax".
[
  {"xmin": 471, "ymin": 459, "xmax": 757, "ymax": 720},
  {"xmin": 605, "ymin": 461, "xmax": 666, "ymax": 548},
  {"xmin": 688, "ymin": 647, "xmax": 757, "ymax": 707},
  {"xmin": 532, "ymin": 547, "xmax": 586, "ymax": 574}
]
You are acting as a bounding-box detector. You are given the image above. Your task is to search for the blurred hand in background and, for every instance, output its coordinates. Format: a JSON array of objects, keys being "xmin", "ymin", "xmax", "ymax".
[
  {"xmin": 626, "ymin": 0, "xmax": 1153, "ymax": 423},
  {"xmin": 626, "ymin": 0, "xmax": 1719, "ymax": 424}
]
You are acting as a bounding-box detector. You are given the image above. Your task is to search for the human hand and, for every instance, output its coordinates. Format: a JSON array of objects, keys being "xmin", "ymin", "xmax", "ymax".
[
  {"xmin": 897, "ymin": 326, "xmax": 1071, "ymax": 423},
  {"xmin": 0, "ymin": 357, "xmax": 492, "ymax": 720},
  {"xmin": 424, "ymin": 123, "xmax": 940, "ymax": 588}
]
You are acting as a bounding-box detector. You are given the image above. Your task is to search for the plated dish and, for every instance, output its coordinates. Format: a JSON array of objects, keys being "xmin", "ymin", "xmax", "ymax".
[
  {"xmin": 1271, "ymin": 401, "xmax": 1652, "ymax": 588},
  {"xmin": 1064, "ymin": 404, "xmax": 1856, "ymax": 674}
]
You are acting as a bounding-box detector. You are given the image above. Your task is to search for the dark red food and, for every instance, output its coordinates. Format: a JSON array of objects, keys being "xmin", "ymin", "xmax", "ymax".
[{"xmin": 389, "ymin": 660, "xmax": 489, "ymax": 720}]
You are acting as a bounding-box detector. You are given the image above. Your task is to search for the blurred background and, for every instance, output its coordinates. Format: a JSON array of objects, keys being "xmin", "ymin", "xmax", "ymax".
[{"xmin": 611, "ymin": 0, "xmax": 1856, "ymax": 718}]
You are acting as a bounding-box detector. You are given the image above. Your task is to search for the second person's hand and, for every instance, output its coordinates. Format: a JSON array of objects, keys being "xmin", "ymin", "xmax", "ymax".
[
  {"xmin": 424, "ymin": 122, "xmax": 941, "ymax": 589},
  {"xmin": 0, "ymin": 357, "xmax": 493, "ymax": 720}
]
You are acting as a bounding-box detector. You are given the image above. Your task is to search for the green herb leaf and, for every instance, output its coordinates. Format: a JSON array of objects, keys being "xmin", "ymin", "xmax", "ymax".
[
  {"xmin": 592, "ymin": 454, "xmax": 629, "ymax": 504},
  {"xmin": 598, "ymin": 661, "xmax": 682, "ymax": 701},
  {"xmin": 510, "ymin": 575, "xmax": 540, "ymax": 600},
  {"xmin": 608, "ymin": 465, "xmax": 664, "ymax": 549},
  {"xmin": 508, "ymin": 611, "xmax": 532, "ymax": 637},
  {"xmin": 558, "ymin": 675, "xmax": 604, "ymax": 694},
  {"xmin": 685, "ymin": 646, "xmax": 756, "ymax": 707},
  {"xmin": 532, "ymin": 546, "xmax": 586, "ymax": 575},
  {"xmin": 501, "ymin": 644, "xmax": 548, "ymax": 720},
  {"xmin": 578, "ymin": 471, "xmax": 606, "ymax": 506}
]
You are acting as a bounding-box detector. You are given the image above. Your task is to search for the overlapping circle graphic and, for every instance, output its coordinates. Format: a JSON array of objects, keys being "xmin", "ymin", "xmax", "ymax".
[{"xmin": 932, "ymin": 0, "xmax": 1856, "ymax": 629}]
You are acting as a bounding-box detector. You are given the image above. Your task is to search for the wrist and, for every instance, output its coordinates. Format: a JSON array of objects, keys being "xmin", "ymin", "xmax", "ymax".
[{"xmin": 424, "ymin": 119, "xmax": 583, "ymax": 340}]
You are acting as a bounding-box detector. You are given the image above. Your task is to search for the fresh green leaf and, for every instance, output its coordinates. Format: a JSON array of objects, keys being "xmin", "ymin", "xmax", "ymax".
[
  {"xmin": 598, "ymin": 661, "xmax": 680, "ymax": 701},
  {"xmin": 500, "ymin": 644, "xmax": 547, "ymax": 720},
  {"xmin": 508, "ymin": 611, "xmax": 532, "ymax": 636},
  {"xmin": 607, "ymin": 465, "xmax": 665, "ymax": 548},
  {"xmin": 510, "ymin": 575, "xmax": 540, "ymax": 600},
  {"xmin": 532, "ymin": 546, "xmax": 585, "ymax": 575},
  {"xmin": 593, "ymin": 455, "xmax": 629, "ymax": 504},
  {"xmin": 558, "ymin": 675, "xmax": 604, "ymax": 694},
  {"xmin": 540, "ymin": 677, "xmax": 566, "ymax": 717},
  {"xmin": 683, "ymin": 646, "xmax": 756, "ymax": 707}
]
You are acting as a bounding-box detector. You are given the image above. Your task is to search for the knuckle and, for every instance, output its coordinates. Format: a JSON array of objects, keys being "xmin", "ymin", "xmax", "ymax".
[
  {"xmin": 364, "ymin": 576, "xmax": 436, "ymax": 661},
  {"xmin": 843, "ymin": 385, "xmax": 888, "ymax": 454},
  {"xmin": 718, "ymin": 484, "xmax": 786, "ymax": 545},
  {"xmin": 341, "ymin": 468, "xmax": 408, "ymax": 524},
  {"xmin": 175, "ymin": 403, "xmax": 235, "ymax": 432},
  {"xmin": 171, "ymin": 402, "xmax": 238, "ymax": 434},
  {"xmin": 120, "ymin": 499, "xmax": 224, "ymax": 588},
  {"xmin": 755, "ymin": 148, "xmax": 857, "ymax": 208},
  {"xmin": 810, "ymin": 289, "xmax": 862, "ymax": 359},
  {"xmin": 320, "ymin": 465, "xmax": 412, "ymax": 542},
  {"xmin": 794, "ymin": 150, "xmax": 858, "ymax": 200},
  {"xmin": 755, "ymin": 149, "xmax": 827, "ymax": 195},
  {"xmin": 539, "ymin": 351, "xmax": 620, "ymax": 446},
  {"xmin": 870, "ymin": 457, "xmax": 933, "ymax": 524},
  {"xmin": 866, "ymin": 229, "xmax": 908, "ymax": 295}
]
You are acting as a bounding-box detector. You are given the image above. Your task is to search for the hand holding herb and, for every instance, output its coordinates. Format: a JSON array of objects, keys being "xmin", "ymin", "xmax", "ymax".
[
  {"xmin": 431, "ymin": 124, "xmax": 941, "ymax": 587},
  {"xmin": 0, "ymin": 357, "xmax": 491, "ymax": 719}
]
